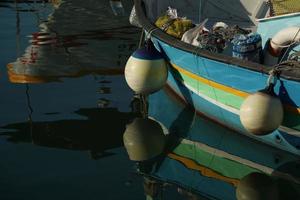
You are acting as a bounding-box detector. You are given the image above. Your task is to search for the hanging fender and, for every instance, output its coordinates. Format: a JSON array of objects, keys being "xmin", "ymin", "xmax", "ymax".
[{"xmin": 264, "ymin": 26, "xmax": 300, "ymax": 66}]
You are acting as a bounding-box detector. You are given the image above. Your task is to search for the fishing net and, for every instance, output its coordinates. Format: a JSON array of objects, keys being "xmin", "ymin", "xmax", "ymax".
[
  {"xmin": 269, "ymin": 0, "xmax": 300, "ymax": 16},
  {"xmin": 155, "ymin": 9, "xmax": 194, "ymax": 39}
]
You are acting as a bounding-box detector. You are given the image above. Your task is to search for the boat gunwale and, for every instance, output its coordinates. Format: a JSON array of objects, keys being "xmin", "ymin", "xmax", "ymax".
[{"xmin": 133, "ymin": 0, "xmax": 300, "ymax": 82}]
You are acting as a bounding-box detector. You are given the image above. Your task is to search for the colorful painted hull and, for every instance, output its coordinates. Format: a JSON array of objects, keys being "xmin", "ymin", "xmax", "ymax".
[
  {"xmin": 147, "ymin": 87, "xmax": 300, "ymax": 200},
  {"xmin": 154, "ymin": 39, "xmax": 300, "ymax": 155},
  {"xmin": 149, "ymin": 32, "xmax": 300, "ymax": 155}
]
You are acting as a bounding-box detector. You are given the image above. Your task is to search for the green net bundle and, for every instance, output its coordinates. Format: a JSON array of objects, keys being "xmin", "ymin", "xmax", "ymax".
[{"xmin": 155, "ymin": 15, "xmax": 194, "ymax": 39}]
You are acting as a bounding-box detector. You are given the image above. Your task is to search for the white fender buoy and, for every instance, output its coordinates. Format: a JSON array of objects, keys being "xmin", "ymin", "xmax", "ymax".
[
  {"xmin": 240, "ymin": 89, "xmax": 283, "ymax": 135},
  {"xmin": 264, "ymin": 26, "xmax": 300, "ymax": 66},
  {"xmin": 124, "ymin": 42, "xmax": 168, "ymax": 95},
  {"xmin": 123, "ymin": 118, "xmax": 166, "ymax": 161},
  {"xmin": 236, "ymin": 172, "xmax": 278, "ymax": 200}
]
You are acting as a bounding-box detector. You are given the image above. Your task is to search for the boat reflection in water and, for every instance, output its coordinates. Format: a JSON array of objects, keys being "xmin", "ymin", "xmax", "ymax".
[
  {"xmin": 124, "ymin": 85, "xmax": 300, "ymax": 200},
  {"xmin": 7, "ymin": 0, "xmax": 138, "ymax": 83},
  {"xmin": 2, "ymin": 0, "xmax": 140, "ymax": 159}
]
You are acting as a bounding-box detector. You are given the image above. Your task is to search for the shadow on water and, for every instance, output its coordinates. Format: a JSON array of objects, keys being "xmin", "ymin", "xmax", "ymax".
[{"xmin": 0, "ymin": 107, "xmax": 136, "ymax": 159}]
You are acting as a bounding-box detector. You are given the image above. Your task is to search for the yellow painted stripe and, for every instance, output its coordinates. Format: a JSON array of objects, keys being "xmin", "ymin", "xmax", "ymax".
[
  {"xmin": 170, "ymin": 63, "xmax": 300, "ymax": 114},
  {"xmin": 171, "ymin": 63, "xmax": 249, "ymax": 98},
  {"xmin": 168, "ymin": 153, "xmax": 240, "ymax": 187}
]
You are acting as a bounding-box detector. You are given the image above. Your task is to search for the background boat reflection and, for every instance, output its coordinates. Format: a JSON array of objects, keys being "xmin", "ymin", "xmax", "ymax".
[
  {"xmin": 1, "ymin": 0, "xmax": 139, "ymax": 159},
  {"xmin": 7, "ymin": 0, "xmax": 139, "ymax": 83}
]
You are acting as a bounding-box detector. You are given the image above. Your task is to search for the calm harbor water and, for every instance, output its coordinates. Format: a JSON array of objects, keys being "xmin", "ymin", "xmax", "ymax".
[
  {"xmin": 0, "ymin": 1, "xmax": 143, "ymax": 199},
  {"xmin": 1, "ymin": 1, "xmax": 300, "ymax": 200}
]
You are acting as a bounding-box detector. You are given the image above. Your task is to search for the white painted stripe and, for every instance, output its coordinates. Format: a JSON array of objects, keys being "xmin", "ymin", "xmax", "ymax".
[
  {"xmin": 181, "ymin": 80, "xmax": 300, "ymax": 138},
  {"xmin": 180, "ymin": 138, "xmax": 300, "ymax": 184},
  {"xmin": 257, "ymin": 12, "xmax": 300, "ymax": 22},
  {"xmin": 180, "ymin": 138, "xmax": 274, "ymax": 174},
  {"xmin": 279, "ymin": 126, "xmax": 300, "ymax": 137},
  {"xmin": 181, "ymin": 80, "xmax": 240, "ymax": 115}
]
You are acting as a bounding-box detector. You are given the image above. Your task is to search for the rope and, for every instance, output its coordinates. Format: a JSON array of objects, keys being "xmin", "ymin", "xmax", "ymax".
[
  {"xmin": 145, "ymin": 27, "xmax": 160, "ymax": 40},
  {"xmin": 192, "ymin": 46, "xmax": 229, "ymax": 174},
  {"xmin": 161, "ymin": 18, "xmax": 176, "ymax": 31},
  {"xmin": 26, "ymin": 84, "xmax": 34, "ymax": 138},
  {"xmin": 198, "ymin": 0, "xmax": 202, "ymax": 23},
  {"xmin": 289, "ymin": 49, "xmax": 300, "ymax": 61},
  {"xmin": 14, "ymin": 0, "xmax": 34, "ymax": 139},
  {"xmin": 278, "ymin": 27, "xmax": 300, "ymax": 64},
  {"xmin": 135, "ymin": 28, "xmax": 149, "ymax": 118},
  {"xmin": 265, "ymin": 59, "xmax": 300, "ymax": 90},
  {"xmin": 266, "ymin": 28, "xmax": 300, "ymax": 85},
  {"xmin": 266, "ymin": 69, "xmax": 279, "ymax": 87},
  {"xmin": 138, "ymin": 29, "xmax": 145, "ymax": 48}
]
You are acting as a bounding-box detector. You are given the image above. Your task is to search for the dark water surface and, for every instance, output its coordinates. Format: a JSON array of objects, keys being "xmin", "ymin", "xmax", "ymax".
[
  {"xmin": 1, "ymin": 1, "xmax": 300, "ymax": 200},
  {"xmin": 0, "ymin": 1, "xmax": 146, "ymax": 199}
]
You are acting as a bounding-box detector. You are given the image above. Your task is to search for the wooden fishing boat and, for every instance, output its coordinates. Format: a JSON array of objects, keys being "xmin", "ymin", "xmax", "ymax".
[{"xmin": 131, "ymin": 0, "xmax": 300, "ymax": 156}]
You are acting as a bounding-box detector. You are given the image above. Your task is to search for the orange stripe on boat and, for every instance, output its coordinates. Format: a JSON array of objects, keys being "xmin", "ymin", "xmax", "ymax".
[
  {"xmin": 168, "ymin": 153, "xmax": 240, "ymax": 187},
  {"xmin": 170, "ymin": 63, "xmax": 300, "ymax": 115},
  {"xmin": 171, "ymin": 63, "xmax": 249, "ymax": 98}
]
